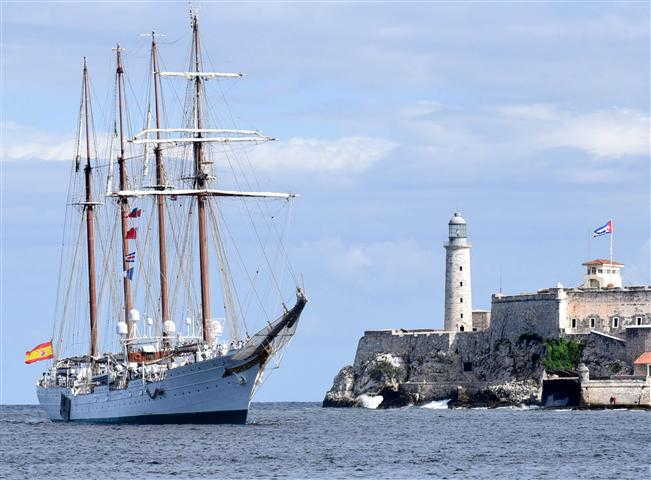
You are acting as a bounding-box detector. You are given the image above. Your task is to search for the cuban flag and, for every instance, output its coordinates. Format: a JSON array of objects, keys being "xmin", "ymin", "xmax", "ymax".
[{"xmin": 593, "ymin": 220, "xmax": 613, "ymax": 237}]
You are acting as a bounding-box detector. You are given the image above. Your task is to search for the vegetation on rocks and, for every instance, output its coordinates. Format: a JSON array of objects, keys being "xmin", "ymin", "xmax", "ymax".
[{"xmin": 543, "ymin": 338, "xmax": 584, "ymax": 371}]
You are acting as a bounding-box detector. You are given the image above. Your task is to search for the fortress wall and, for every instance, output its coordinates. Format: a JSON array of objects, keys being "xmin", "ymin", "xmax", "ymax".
[
  {"xmin": 406, "ymin": 332, "xmax": 487, "ymax": 389},
  {"xmin": 580, "ymin": 378, "xmax": 650, "ymax": 407},
  {"xmin": 352, "ymin": 293, "xmax": 646, "ymax": 377},
  {"xmin": 566, "ymin": 332, "xmax": 630, "ymax": 377},
  {"xmin": 353, "ymin": 330, "xmax": 453, "ymax": 367},
  {"xmin": 472, "ymin": 311, "xmax": 491, "ymax": 331},
  {"xmin": 350, "ymin": 329, "xmax": 492, "ymax": 402},
  {"xmin": 565, "ymin": 288, "xmax": 651, "ymax": 335},
  {"xmin": 488, "ymin": 292, "xmax": 561, "ymax": 342}
]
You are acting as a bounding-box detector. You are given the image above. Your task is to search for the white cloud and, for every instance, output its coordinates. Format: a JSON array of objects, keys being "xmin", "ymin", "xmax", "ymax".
[
  {"xmin": 2, "ymin": 125, "xmax": 399, "ymax": 178},
  {"xmin": 406, "ymin": 103, "xmax": 650, "ymax": 160},
  {"xmin": 2, "ymin": 122, "xmax": 76, "ymax": 162},
  {"xmin": 246, "ymin": 136, "xmax": 398, "ymax": 173},
  {"xmin": 393, "ymin": 101, "xmax": 649, "ymax": 184},
  {"xmin": 498, "ymin": 105, "xmax": 650, "ymax": 158}
]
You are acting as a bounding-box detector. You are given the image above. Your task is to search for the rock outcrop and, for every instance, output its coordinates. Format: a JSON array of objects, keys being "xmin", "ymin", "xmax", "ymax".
[
  {"xmin": 322, "ymin": 366, "xmax": 358, "ymax": 407},
  {"xmin": 323, "ymin": 328, "xmax": 630, "ymax": 409},
  {"xmin": 323, "ymin": 353, "xmax": 411, "ymax": 408}
]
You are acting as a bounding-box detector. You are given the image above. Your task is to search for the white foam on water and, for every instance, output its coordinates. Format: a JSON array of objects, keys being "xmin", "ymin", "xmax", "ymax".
[
  {"xmin": 358, "ymin": 394, "xmax": 383, "ymax": 409},
  {"xmin": 421, "ymin": 399, "xmax": 451, "ymax": 409},
  {"xmin": 496, "ymin": 404, "xmax": 541, "ymax": 411}
]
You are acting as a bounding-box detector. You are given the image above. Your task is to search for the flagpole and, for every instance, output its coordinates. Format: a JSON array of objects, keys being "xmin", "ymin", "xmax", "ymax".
[{"xmin": 609, "ymin": 219, "xmax": 614, "ymax": 264}]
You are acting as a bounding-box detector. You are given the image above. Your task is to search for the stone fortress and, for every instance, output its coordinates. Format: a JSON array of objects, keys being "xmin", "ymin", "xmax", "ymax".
[{"xmin": 323, "ymin": 213, "xmax": 651, "ymax": 409}]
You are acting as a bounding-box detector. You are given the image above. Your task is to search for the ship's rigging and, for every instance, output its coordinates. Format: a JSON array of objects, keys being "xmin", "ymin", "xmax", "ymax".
[{"xmin": 51, "ymin": 13, "xmax": 302, "ymax": 362}]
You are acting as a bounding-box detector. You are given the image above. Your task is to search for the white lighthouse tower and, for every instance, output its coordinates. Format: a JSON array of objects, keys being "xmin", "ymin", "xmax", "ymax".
[{"xmin": 444, "ymin": 212, "xmax": 473, "ymax": 332}]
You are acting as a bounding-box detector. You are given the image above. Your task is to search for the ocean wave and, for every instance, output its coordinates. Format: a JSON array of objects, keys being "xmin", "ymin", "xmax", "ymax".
[
  {"xmin": 495, "ymin": 404, "xmax": 541, "ymax": 411},
  {"xmin": 358, "ymin": 394, "xmax": 383, "ymax": 409},
  {"xmin": 421, "ymin": 399, "xmax": 450, "ymax": 409}
]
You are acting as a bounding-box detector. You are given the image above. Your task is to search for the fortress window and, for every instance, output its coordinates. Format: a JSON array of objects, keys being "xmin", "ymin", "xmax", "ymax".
[
  {"xmin": 590, "ymin": 318, "xmax": 595, "ymax": 328},
  {"xmin": 637, "ymin": 316, "xmax": 643, "ymax": 325},
  {"xmin": 459, "ymin": 266, "xmax": 463, "ymax": 271},
  {"xmin": 460, "ymin": 297, "xmax": 463, "ymax": 303},
  {"xmin": 459, "ymin": 325, "xmax": 465, "ymax": 332},
  {"xmin": 612, "ymin": 317, "xmax": 619, "ymax": 328},
  {"xmin": 463, "ymin": 362, "xmax": 473, "ymax": 372},
  {"xmin": 598, "ymin": 269, "xmax": 603, "ymax": 273},
  {"xmin": 460, "ymin": 313, "xmax": 464, "ymax": 319},
  {"xmin": 571, "ymin": 318, "xmax": 576, "ymax": 329},
  {"xmin": 460, "ymin": 281, "xmax": 463, "ymax": 286}
]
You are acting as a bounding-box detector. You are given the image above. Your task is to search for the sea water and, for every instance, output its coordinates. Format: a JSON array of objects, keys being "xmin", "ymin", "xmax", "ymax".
[{"xmin": 1, "ymin": 403, "xmax": 648, "ymax": 479}]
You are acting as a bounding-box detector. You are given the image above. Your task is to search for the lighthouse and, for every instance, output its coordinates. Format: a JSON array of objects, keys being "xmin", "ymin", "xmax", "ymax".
[{"xmin": 444, "ymin": 212, "xmax": 473, "ymax": 332}]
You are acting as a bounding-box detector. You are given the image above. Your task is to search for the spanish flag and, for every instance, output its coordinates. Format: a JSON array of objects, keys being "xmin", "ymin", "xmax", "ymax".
[{"xmin": 25, "ymin": 341, "xmax": 54, "ymax": 364}]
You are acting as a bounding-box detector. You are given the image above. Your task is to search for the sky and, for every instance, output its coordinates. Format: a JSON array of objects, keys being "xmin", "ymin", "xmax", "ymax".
[{"xmin": 1, "ymin": 1, "xmax": 650, "ymax": 404}]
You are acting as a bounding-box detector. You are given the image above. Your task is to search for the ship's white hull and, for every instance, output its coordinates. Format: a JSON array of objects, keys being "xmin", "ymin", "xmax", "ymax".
[{"xmin": 36, "ymin": 355, "xmax": 261, "ymax": 424}]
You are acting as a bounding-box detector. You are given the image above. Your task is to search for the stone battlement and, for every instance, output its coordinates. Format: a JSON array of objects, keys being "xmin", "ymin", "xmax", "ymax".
[
  {"xmin": 494, "ymin": 285, "xmax": 651, "ymax": 300},
  {"xmin": 364, "ymin": 329, "xmax": 459, "ymax": 337}
]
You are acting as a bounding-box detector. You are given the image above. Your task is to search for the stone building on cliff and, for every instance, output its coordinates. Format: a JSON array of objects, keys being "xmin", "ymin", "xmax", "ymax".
[{"xmin": 323, "ymin": 213, "xmax": 651, "ymax": 409}]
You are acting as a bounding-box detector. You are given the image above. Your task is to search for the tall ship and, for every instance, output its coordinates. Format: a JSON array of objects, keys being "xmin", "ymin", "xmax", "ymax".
[{"xmin": 31, "ymin": 11, "xmax": 306, "ymax": 424}]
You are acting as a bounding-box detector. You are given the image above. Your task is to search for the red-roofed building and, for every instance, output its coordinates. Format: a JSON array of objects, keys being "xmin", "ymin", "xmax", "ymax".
[
  {"xmin": 634, "ymin": 352, "xmax": 651, "ymax": 377},
  {"xmin": 582, "ymin": 259, "xmax": 623, "ymax": 288},
  {"xmin": 582, "ymin": 259, "xmax": 625, "ymax": 266}
]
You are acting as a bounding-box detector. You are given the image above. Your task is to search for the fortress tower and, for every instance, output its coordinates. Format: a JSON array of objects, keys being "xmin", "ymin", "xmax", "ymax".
[
  {"xmin": 444, "ymin": 212, "xmax": 473, "ymax": 331},
  {"xmin": 582, "ymin": 259, "xmax": 623, "ymax": 288}
]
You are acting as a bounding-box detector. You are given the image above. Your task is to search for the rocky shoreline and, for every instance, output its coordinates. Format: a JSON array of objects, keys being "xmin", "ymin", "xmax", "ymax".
[
  {"xmin": 322, "ymin": 327, "xmax": 634, "ymax": 409},
  {"xmin": 323, "ymin": 355, "xmax": 543, "ymax": 409}
]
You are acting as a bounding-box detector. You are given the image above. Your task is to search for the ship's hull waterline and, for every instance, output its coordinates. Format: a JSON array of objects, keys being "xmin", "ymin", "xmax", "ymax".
[{"xmin": 37, "ymin": 355, "xmax": 261, "ymax": 425}]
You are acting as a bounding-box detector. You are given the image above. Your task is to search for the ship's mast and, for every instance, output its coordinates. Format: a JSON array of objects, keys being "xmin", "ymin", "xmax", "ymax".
[
  {"xmin": 82, "ymin": 59, "xmax": 99, "ymax": 357},
  {"xmin": 115, "ymin": 45, "xmax": 135, "ymax": 338},
  {"xmin": 151, "ymin": 33, "xmax": 171, "ymax": 332},
  {"xmin": 118, "ymin": 17, "xmax": 281, "ymax": 343},
  {"xmin": 191, "ymin": 15, "xmax": 212, "ymax": 341}
]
